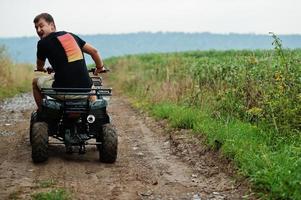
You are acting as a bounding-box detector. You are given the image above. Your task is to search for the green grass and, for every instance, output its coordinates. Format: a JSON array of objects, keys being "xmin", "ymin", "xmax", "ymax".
[
  {"xmin": 0, "ymin": 83, "xmax": 32, "ymax": 99},
  {"xmin": 31, "ymin": 189, "xmax": 71, "ymax": 200},
  {"xmin": 31, "ymin": 178, "xmax": 71, "ymax": 200},
  {"xmin": 150, "ymin": 102, "xmax": 301, "ymax": 199},
  {"xmin": 8, "ymin": 179, "xmax": 70, "ymax": 200},
  {"xmin": 151, "ymin": 102, "xmax": 205, "ymax": 129}
]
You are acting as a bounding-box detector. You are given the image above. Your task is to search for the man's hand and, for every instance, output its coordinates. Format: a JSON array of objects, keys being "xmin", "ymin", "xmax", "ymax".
[
  {"xmin": 46, "ymin": 67, "xmax": 54, "ymax": 74},
  {"xmin": 35, "ymin": 66, "xmax": 53, "ymax": 74},
  {"xmin": 93, "ymin": 66, "xmax": 106, "ymax": 75}
]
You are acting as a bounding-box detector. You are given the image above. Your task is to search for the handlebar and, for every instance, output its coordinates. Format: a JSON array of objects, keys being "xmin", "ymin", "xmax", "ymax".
[{"xmin": 34, "ymin": 67, "xmax": 110, "ymax": 75}]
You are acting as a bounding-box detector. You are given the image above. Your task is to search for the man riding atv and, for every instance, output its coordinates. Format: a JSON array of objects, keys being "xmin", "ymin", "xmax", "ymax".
[
  {"xmin": 32, "ymin": 13, "xmax": 105, "ymax": 109},
  {"xmin": 30, "ymin": 13, "xmax": 117, "ymax": 163}
]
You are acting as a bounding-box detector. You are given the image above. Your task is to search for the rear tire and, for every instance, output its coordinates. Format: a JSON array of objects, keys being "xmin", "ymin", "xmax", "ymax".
[
  {"xmin": 29, "ymin": 111, "xmax": 38, "ymax": 145},
  {"xmin": 99, "ymin": 124, "xmax": 117, "ymax": 163},
  {"xmin": 31, "ymin": 122, "xmax": 48, "ymax": 163}
]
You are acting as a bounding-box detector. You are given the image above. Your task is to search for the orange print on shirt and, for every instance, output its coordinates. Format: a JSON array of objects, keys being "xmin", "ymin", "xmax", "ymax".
[{"xmin": 57, "ymin": 33, "xmax": 83, "ymax": 62}]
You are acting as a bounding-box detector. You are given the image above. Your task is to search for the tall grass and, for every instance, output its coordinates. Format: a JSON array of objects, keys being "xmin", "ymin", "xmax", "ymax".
[
  {"xmin": 107, "ymin": 48, "xmax": 300, "ymax": 135},
  {"xmin": 105, "ymin": 37, "xmax": 301, "ymax": 199},
  {"xmin": 0, "ymin": 46, "xmax": 33, "ymax": 99}
]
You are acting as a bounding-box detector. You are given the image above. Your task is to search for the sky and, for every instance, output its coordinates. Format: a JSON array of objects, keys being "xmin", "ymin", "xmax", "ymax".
[{"xmin": 0, "ymin": 0, "xmax": 300, "ymax": 38}]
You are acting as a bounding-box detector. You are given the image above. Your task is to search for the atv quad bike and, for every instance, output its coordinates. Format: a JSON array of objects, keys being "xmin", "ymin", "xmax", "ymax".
[{"xmin": 30, "ymin": 68, "xmax": 117, "ymax": 163}]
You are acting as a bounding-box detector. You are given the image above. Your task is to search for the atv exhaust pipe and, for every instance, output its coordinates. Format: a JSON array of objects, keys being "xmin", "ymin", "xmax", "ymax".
[{"xmin": 87, "ymin": 115, "xmax": 96, "ymax": 123}]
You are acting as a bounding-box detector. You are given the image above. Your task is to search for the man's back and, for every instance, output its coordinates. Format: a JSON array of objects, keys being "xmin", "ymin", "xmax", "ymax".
[{"xmin": 37, "ymin": 31, "xmax": 92, "ymax": 88}]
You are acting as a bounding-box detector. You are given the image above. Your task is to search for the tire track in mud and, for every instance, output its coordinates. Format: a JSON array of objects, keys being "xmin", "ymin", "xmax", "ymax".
[{"xmin": 0, "ymin": 93, "xmax": 254, "ymax": 200}]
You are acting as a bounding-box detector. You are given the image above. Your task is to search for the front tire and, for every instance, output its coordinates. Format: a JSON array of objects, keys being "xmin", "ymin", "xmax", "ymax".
[
  {"xmin": 99, "ymin": 124, "xmax": 118, "ymax": 163},
  {"xmin": 31, "ymin": 122, "xmax": 48, "ymax": 163}
]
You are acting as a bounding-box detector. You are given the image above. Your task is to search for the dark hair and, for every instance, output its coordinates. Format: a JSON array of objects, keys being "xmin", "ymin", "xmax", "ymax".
[{"xmin": 33, "ymin": 13, "xmax": 56, "ymax": 28}]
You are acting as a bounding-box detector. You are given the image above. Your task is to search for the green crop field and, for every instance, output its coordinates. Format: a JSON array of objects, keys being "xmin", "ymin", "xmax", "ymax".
[{"xmin": 105, "ymin": 36, "xmax": 301, "ymax": 199}]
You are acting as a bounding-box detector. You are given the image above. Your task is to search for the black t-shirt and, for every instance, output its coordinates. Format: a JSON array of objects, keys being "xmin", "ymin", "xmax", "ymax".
[{"xmin": 37, "ymin": 31, "xmax": 92, "ymax": 88}]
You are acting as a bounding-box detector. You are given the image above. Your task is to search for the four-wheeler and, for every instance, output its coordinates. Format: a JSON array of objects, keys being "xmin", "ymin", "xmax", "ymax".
[{"xmin": 29, "ymin": 68, "xmax": 117, "ymax": 163}]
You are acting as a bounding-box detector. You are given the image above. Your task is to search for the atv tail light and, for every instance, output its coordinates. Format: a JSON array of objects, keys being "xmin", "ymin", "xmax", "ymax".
[{"xmin": 87, "ymin": 115, "xmax": 96, "ymax": 123}]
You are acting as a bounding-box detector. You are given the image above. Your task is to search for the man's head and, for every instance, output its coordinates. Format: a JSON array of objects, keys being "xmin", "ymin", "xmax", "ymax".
[{"xmin": 34, "ymin": 13, "xmax": 56, "ymax": 39}]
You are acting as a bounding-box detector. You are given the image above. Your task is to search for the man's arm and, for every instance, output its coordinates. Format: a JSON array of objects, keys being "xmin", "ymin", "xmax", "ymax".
[
  {"xmin": 82, "ymin": 43, "xmax": 104, "ymax": 73},
  {"xmin": 36, "ymin": 58, "xmax": 45, "ymax": 71}
]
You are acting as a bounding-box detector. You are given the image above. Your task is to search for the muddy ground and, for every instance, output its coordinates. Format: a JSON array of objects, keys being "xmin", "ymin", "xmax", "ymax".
[{"xmin": 0, "ymin": 93, "xmax": 255, "ymax": 200}]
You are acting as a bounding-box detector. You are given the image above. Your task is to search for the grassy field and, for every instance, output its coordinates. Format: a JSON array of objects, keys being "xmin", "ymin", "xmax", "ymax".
[
  {"xmin": 1, "ymin": 37, "xmax": 300, "ymax": 199},
  {"xmin": 105, "ymin": 38, "xmax": 301, "ymax": 199},
  {"xmin": 0, "ymin": 46, "xmax": 33, "ymax": 100}
]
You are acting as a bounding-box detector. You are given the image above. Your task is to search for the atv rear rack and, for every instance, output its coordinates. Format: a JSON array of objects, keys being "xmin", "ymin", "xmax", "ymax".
[{"xmin": 41, "ymin": 88, "xmax": 112, "ymax": 96}]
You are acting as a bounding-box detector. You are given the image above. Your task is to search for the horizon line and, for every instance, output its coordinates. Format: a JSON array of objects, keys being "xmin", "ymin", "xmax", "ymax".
[{"xmin": 1, "ymin": 31, "xmax": 301, "ymax": 39}]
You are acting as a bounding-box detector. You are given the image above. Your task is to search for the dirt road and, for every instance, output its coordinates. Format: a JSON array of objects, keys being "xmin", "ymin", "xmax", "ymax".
[{"xmin": 0, "ymin": 93, "xmax": 254, "ymax": 200}]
